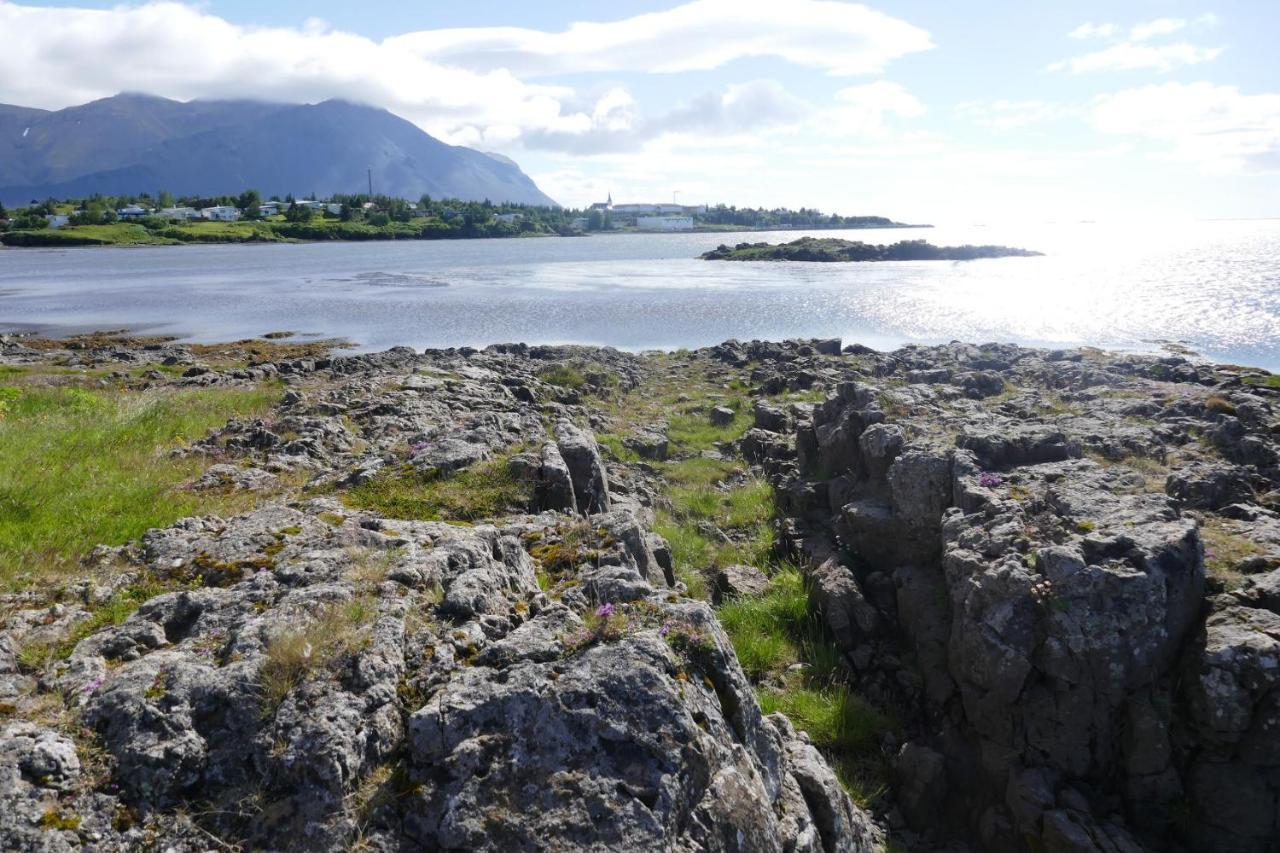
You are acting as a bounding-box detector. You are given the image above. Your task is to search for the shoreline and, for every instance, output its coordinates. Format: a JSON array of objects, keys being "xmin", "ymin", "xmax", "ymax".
[{"xmin": 0, "ymin": 221, "xmax": 933, "ymax": 251}]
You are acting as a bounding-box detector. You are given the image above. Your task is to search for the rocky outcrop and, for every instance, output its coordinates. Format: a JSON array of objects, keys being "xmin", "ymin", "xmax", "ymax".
[
  {"xmin": 0, "ymin": 339, "xmax": 877, "ymax": 853},
  {"xmin": 760, "ymin": 339, "xmax": 1280, "ymax": 852},
  {"xmin": 9, "ymin": 332, "xmax": 1280, "ymax": 852},
  {"xmin": 700, "ymin": 237, "xmax": 1042, "ymax": 262}
]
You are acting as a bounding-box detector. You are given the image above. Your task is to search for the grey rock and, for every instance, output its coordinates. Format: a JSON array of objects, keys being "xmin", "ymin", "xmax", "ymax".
[
  {"xmin": 536, "ymin": 441, "xmax": 578, "ymax": 514},
  {"xmin": 555, "ymin": 420, "xmax": 611, "ymax": 514},
  {"xmin": 710, "ymin": 405, "xmax": 736, "ymax": 426},
  {"xmin": 713, "ymin": 564, "xmax": 770, "ymax": 602}
]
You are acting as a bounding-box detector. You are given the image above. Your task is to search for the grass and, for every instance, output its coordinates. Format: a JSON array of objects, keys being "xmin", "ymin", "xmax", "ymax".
[
  {"xmin": 655, "ymin": 457, "xmax": 775, "ymax": 590},
  {"xmin": 538, "ymin": 364, "xmax": 587, "ymax": 389},
  {"xmin": 259, "ymin": 596, "xmax": 377, "ymax": 711},
  {"xmin": 0, "ymin": 223, "xmax": 177, "ymax": 247},
  {"xmin": 717, "ymin": 567, "xmax": 810, "ymax": 678},
  {"xmin": 1200, "ymin": 516, "xmax": 1265, "ymax": 589},
  {"xmin": 343, "ymin": 454, "xmax": 534, "ymax": 522},
  {"xmin": 716, "ymin": 566, "xmax": 895, "ymax": 807},
  {"xmin": 17, "ymin": 579, "xmax": 175, "ymax": 669},
  {"xmin": 1242, "ymin": 374, "xmax": 1280, "ymax": 388},
  {"xmin": 1204, "ymin": 394, "xmax": 1237, "ymax": 416},
  {"xmin": 589, "ymin": 351, "xmax": 894, "ymax": 804},
  {"xmin": 757, "ymin": 685, "xmax": 893, "ymax": 804},
  {"xmin": 0, "ymin": 382, "xmax": 280, "ymax": 582},
  {"xmin": 667, "ymin": 396, "xmax": 752, "ymax": 449}
]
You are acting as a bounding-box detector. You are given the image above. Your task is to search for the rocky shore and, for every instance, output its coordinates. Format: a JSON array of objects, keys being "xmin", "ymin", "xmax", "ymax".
[
  {"xmin": 2, "ymin": 332, "xmax": 1279, "ymax": 851},
  {"xmin": 700, "ymin": 238, "xmax": 1041, "ymax": 262}
]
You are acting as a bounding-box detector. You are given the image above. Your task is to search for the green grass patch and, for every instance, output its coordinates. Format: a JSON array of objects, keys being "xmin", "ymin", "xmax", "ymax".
[
  {"xmin": 0, "ymin": 383, "xmax": 280, "ymax": 582},
  {"xmin": 538, "ymin": 364, "xmax": 588, "ymax": 389},
  {"xmin": 1200, "ymin": 517, "xmax": 1265, "ymax": 590},
  {"xmin": 667, "ymin": 397, "xmax": 752, "ymax": 451},
  {"xmin": 758, "ymin": 685, "xmax": 893, "ymax": 806},
  {"xmin": 718, "ymin": 567, "xmax": 809, "ymax": 678},
  {"xmin": 1, "ymin": 223, "xmax": 177, "ymax": 247},
  {"xmin": 717, "ymin": 566, "xmax": 895, "ymax": 807},
  {"xmin": 160, "ymin": 220, "xmax": 282, "ymax": 243},
  {"xmin": 595, "ymin": 432, "xmax": 641, "ymax": 463},
  {"xmin": 1242, "ymin": 374, "xmax": 1280, "ymax": 388},
  {"xmin": 344, "ymin": 455, "xmax": 533, "ymax": 522},
  {"xmin": 17, "ymin": 579, "xmax": 175, "ymax": 668}
]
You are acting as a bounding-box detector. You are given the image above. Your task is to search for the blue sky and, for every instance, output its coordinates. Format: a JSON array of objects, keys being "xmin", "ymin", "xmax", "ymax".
[{"xmin": 2, "ymin": 1, "xmax": 1278, "ymax": 221}]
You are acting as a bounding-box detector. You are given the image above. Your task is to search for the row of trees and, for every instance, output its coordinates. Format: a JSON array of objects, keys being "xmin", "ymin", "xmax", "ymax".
[
  {"xmin": 699, "ymin": 204, "xmax": 902, "ymax": 229},
  {"xmin": 1, "ymin": 191, "xmax": 899, "ymax": 235}
]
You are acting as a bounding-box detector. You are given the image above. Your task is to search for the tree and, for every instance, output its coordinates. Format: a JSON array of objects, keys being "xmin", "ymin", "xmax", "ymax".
[
  {"xmin": 285, "ymin": 203, "xmax": 313, "ymax": 222},
  {"xmin": 236, "ymin": 189, "xmax": 261, "ymax": 211},
  {"xmin": 0, "ymin": 200, "xmax": 7, "ymax": 220},
  {"xmin": 587, "ymin": 208, "xmax": 604, "ymax": 231},
  {"xmin": 158, "ymin": 191, "xmax": 174, "ymax": 208}
]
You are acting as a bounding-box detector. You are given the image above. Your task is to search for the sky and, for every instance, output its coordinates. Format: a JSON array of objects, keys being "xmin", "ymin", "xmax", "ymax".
[{"xmin": 0, "ymin": 0, "xmax": 1277, "ymax": 222}]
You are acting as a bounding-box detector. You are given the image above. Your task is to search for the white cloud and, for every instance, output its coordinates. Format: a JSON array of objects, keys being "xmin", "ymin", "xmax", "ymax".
[
  {"xmin": 0, "ymin": 1, "xmax": 571, "ymax": 145},
  {"xmin": 0, "ymin": 0, "xmax": 930, "ymax": 155},
  {"xmin": 955, "ymin": 99, "xmax": 1079, "ymax": 130},
  {"xmin": 390, "ymin": 0, "xmax": 933, "ymax": 77},
  {"xmin": 1049, "ymin": 42, "xmax": 1222, "ymax": 74},
  {"xmin": 1090, "ymin": 82, "xmax": 1280, "ymax": 173},
  {"xmin": 521, "ymin": 79, "xmax": 812, "ymax": 154},
  {"xmin": 1129, "ymin": 17, "xmax": 1187, "ymax": 41},
  {"xmin": 1055, "ymin": 13, "xmax": 1222, "ymax": 73},
  {"xmin": 1069, "ymin": 22, "xmax": 1118, "ymax": 40},
  {"xmin": 821, "ymin": 82, "xmax": 924, "ymax": 136}
]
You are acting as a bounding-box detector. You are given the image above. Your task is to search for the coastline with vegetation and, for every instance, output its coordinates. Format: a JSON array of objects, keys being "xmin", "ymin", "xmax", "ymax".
[
  {"xmin": 0, "ymin": 191, "xmax": 929, "ymax": 248},
  {"xmin": 701, "ymin": 236, "xmax": 1041, "ymax": 262}
]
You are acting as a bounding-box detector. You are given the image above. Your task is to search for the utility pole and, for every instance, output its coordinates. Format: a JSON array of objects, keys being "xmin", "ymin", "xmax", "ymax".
[{"xmin": 367, "ymin": 168, "xmax": 373, "ymax": 197}]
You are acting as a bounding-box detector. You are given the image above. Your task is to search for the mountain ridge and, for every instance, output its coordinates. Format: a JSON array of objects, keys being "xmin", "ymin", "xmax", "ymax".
[{"xmin": 0, "ymin": 94, "xmax": 557, "ymax": 206}]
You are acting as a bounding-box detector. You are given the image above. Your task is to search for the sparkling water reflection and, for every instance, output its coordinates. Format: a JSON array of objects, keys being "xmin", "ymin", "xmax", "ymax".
[{"xmin": 1, "ymin": 220, "xmax": 1277, "ymax": 368}]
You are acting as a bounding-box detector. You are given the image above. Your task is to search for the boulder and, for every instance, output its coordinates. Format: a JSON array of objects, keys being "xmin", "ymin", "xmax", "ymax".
[
  {"xmin": 713, "ymin": 564, "xmax": 770, "ymax": 602},
  {"xmin": 554, "ymin": 420, "xmax": 611, "ymax": 514},
  {"xmin": 710, "ymin": 405, "xmax": 736, "ymax": 426}
]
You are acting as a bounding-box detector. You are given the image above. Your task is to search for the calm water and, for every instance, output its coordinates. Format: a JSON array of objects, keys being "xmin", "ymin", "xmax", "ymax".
[{"xmin": 2, "ymin": 221, "xmax": 1279, "ymax": 369}]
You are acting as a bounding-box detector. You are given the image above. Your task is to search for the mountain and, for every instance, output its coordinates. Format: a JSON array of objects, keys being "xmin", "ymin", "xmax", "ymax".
[{"xmin": 0, "ymin": 94, "xmax": 557, "ymax": 207}]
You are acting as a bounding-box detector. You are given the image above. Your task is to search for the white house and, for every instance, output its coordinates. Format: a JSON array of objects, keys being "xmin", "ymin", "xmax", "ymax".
[
  {"xmin": 158, "ymin": 206, "xmax": 200, "ymax": 221},
  {"xmin": 257, "ymin": 202, "xmax": 283, "ymax": 216},
  {"xmin": 116, "ymin": 205, "xmax": 148, "ymax": 219},
  {"xmin": 200, "ymin": 206, "xmax": 241, "ymax": 222},
  {"xmin": 636, "ymin": 215, "xmax": 693, "ymax": 231},
  {"xmin": 493, "ymin": 213, "xmax": 522, "ymax": 224},
  {"xmin": 45, "ymin": 214, "xmax": 70, "ymax": 229},
  {"xmin": 326, "ymin": 203, "xmax": 343, "ymax": 216}
]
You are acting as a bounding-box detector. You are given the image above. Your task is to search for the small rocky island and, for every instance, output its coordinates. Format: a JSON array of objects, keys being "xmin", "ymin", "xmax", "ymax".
[
  {"xmin": 2, "ymin": 332, "xmax": 1279, "ymax": 851},
  {"xmin": 701, "ymin": 236, "xmax": 1041, "ymax": 262}
]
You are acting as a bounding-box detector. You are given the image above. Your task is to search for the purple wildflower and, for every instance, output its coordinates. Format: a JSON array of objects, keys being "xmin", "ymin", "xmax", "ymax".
[
  {"xmin": 83, "ymin": 675, "xmax": 106, "ymax": 695},
  {"xmin": 659, "ymin": 621, "xmax": 672, "ymax": 638},
  {"xmin": 409, "ymin": 441, "xmax": 430, "ymax": 455},
  {"xmin": 595, "ymin": 602, "xmax": 615, "ymax": 618},
  {"xmin": 979, "ymin": 472, "xmax": 1004, "ymax": 488}
]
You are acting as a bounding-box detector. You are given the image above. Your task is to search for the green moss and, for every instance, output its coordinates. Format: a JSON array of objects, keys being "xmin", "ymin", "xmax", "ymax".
[
  {"xmin": 344, "ymin": 455, "xmax": 533, "ymax": 522},
  {"xmin": 38, "ymin": 808, "xmax": 82, "ymax": 831}
]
